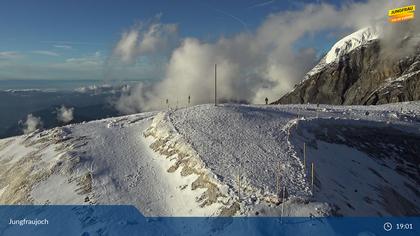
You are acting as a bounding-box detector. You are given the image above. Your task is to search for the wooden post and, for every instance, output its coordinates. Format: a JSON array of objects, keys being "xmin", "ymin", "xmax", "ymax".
[{"xmin": 214, "ymin": 64, "xmax": 217, "ymax": 106}]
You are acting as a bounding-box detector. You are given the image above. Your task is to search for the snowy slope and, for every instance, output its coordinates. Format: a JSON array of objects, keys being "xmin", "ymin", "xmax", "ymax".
[
  {"xmin": 0, "ymin": 102, "xmax": 419, "ymax": 217},
  {"xmin": 0, "ymin": 111, "xmax": 229, "ymax": 216},
  {"xmin": 145, "ymin": 106, "xmax": 330, "ymax": 217},
  {"xmin": 289, "ymin": 117, "xmax": 420, "ymax": 216},
  {"xmin": 165, "ymin": 103, "xmax": 419, "ymax": 216}
]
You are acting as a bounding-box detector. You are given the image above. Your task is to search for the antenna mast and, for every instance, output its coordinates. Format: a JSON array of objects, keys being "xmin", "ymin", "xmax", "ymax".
[{"xmin": 214, "ymin": 63, "xmax": 217, "ymax": 106}]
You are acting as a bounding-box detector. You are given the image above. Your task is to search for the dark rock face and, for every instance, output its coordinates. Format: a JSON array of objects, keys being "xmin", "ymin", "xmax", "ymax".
[{"xmin": 274, "ymin": 40, "xmax": 420, "ymax": 105}]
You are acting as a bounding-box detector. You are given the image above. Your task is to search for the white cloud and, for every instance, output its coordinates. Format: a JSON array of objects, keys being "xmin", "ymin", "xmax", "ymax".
[
  {"xmin": 31, "ymin": 50, "xmax": 60, "ymax": 57},
  {"xmin": 0, "ymin": 54, "xmax": 159, "ymax": 80},
  {"xmin": 0, "ymin": 51, "xmax": 22, "ymax": 60},
  {"xmin": 56, "ymin": 105, "xmax": 74, "ymax": 123},
  {"xmin": 1, "ymin": 0, "xmax": 417, "ymax": 99},
  {"xmin": 113, "ymin": 29, "xmax": 139, "ymax": 64},
  {"xmin": 22, "ymin": 114, "xmax": 43, "ymax": 134},
  {"xmin": 115, "ymin": 83, "xmax": 148, "ymax": 114},
  {"xmin": 112, "ymin": 20, "xmax": 178, "ymax": 64},
  {"xmin": 42, "ymin": 40, "xmax": 103, "ymax": 46},
  {"xmin": 53, "ymin": 44, "xmax": 72, "ymax": 49},
  {"xmin": 116, "ymin": 0, "xmax": 402, "ymax": 112},
  {"xmin": 0, "ymin": 51, "xmax": 104, "ymax": 80},
  {"xmin": 65, "ymin": 51, "xmax": 103, "ymax": 66}
]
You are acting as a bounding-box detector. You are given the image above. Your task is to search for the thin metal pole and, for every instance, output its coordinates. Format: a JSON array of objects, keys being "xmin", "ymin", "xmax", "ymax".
[
  {"xmin": 237, "ymin": 168, "xmax": 241, "ymax": 201},
  {"xmin": 214, "ymin": 63, "xmax": 217, "ymax": 106},
  {"xmin": 311, "ymin": 162, "xmax": 314, "ymax": 194},
  {"xmin": 281, "ymin": 185, "xmax": 285, "ymax": 223},
  {"xmin": 276, "ymin": 169, "xmax": 279, "ymax": 197},
  {"xmin": 276, "ymin": 172, "xmax": 280, "ymax": 197},
  {"xmin": 303, "ymin": 142, "xmax": 306, "ymax": 173}
]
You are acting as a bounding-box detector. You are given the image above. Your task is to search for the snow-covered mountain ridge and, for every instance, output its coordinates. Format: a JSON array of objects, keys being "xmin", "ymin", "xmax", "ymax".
[{"xmin": 0, "ymin": 102, "xmax": 419, "ymax": 216}]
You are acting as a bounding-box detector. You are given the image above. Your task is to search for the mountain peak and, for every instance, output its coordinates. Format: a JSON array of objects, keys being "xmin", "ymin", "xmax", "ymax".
[
  {"xmin": 275, "ymin": 26, "xmax": 420, "ymax": 105},
  {"xmin": 325, "ymin": 26, "xmax": 381, "ymax": 64},
  {"xmin": 305, "ymin": 27, "xmax": 381, "ymax": 78}
]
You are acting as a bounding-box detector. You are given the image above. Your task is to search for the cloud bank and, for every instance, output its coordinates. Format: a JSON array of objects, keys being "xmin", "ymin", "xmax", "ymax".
[
  {"xmin": 115, "ymin": 0, "xmax": 417, "ymax": 113},
  {"xmin": 56, "ymin": 105, "xmax": 74, "ymax": 123}
]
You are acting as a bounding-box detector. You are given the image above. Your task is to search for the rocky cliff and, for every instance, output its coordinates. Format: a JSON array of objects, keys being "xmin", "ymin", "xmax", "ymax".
[{"xmin": 274, "ymin": 28, "xmax": 420, "ymax": 105}]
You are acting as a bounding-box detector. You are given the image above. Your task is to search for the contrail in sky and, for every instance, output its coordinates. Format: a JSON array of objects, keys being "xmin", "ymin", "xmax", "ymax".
[{"xmin": 248, "ymin": 0, "xmax": 275, "ymax": 9}]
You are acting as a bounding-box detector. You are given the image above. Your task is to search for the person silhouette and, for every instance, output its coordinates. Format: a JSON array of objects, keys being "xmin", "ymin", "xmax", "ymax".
[{"xmin": 265, "ymin": 97, "xmax": 268, "ymax": 105}]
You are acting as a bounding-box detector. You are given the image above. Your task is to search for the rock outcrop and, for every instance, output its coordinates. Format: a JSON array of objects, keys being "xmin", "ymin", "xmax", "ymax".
[{"xmin": 274, "ymin": 32, "xmax": 420, "ymax": 105}]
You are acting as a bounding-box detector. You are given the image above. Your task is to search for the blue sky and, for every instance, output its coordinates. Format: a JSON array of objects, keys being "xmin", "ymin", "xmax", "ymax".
[{"xmin": 0, "ymin": 0, "xmax": 366, "ymax": 80}]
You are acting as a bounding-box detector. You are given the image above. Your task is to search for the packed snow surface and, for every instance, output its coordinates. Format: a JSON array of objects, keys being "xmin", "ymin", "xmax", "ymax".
[{"xmin": 0, "ymin": 102, "xmax": 419, "ymax": 217}]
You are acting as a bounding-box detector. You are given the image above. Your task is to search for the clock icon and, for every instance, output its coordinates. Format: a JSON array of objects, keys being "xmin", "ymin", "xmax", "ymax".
[{"xmin": 384, "ymin": 222, "xmax": 393, "ymax": 232}]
